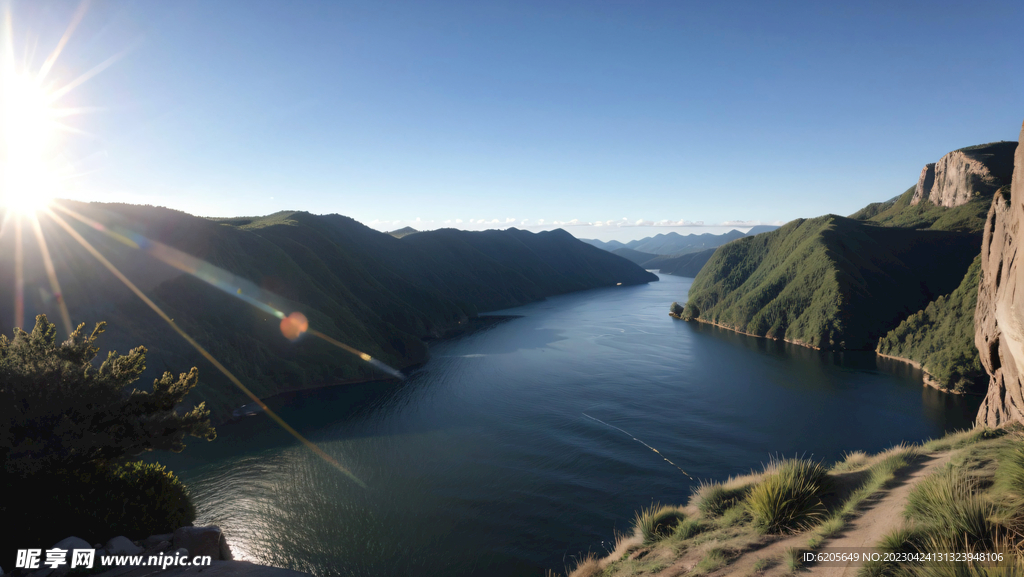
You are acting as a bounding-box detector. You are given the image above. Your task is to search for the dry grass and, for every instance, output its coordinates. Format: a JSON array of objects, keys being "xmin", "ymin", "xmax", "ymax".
[{"xmin": 564, "ymin": 552, "xmax": 602, "ymax": 577}]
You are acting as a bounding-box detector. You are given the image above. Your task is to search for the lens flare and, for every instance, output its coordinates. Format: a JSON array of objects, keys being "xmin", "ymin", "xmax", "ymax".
[
  {"xmin": 51, "ymin": 203, "xmax": 406, "ymax": 380},
  {"xmin": 45, "ymin": 207, "xmax": 368, "ymax": 488},
  {"xmin": 2, "ymin": 6, "xmax": 390, "ymax": 489},
  {"xmin": 280, "ymin": 312, "xmax": 309, "ymax": 341}
]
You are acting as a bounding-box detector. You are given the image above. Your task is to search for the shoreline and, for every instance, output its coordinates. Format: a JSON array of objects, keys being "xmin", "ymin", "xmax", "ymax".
[
  {"xmin": 673, "ymin": 315, "xmax": 969, "ymax": 396},
  {"xmin": 675, "ymin": 314, "xmax": 822, "ymax": 350},
  {"xmin": 874, "ymin": 350, "xmax": 965, "ymax": 395},
  {"xmin": 222, "ymin": 314, "xmax": 524, "ymax": 425}
]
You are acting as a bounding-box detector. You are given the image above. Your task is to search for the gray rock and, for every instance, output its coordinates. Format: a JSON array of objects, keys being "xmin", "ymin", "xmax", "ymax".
[
  {"xmin": 142, "ymin": 533, "xmax": 174, "ymax": 548},
  {"xmin": 103, "ymin": 536, "xmax": 143, "ymax": 556},
  {"xmin": 172, "ymin": 548, "xmax": 190, "ymax": 557},
  {"xmin": 173, "ymin": 526, "xmax": 226, "ymax": 559},
  {"xmin": 141, "ymin": 540, "xmax": 171, "ymax": 556},
  {"xmin": 52, "ymin": 536, "xmax": 91, "ymax": 551},
  {"xmin": 219, "ymin": 536, "xmax": 234, "ymax": 561}
]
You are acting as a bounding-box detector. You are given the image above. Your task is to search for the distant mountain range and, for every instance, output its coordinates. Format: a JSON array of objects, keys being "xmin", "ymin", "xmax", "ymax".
[
  {"xmin": 388, "ymin": 226, "xmax": 420, "ymax": 238},
  {"xmin": 580, "ymin": 226, "xmax": 779, "ymax": 256},
  {"xmin": 578, "ymin": 226, "xmax": 780, "ymax": 277},
  {"xmin": 1, "ymin": 204, "xmax": 656, "ymax": 419}
]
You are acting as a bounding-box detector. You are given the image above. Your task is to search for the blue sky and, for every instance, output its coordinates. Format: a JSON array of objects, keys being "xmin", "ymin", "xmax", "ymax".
[{"xmin": 7, "ymin": 0, "xmax": 1024, "ymax": 241}]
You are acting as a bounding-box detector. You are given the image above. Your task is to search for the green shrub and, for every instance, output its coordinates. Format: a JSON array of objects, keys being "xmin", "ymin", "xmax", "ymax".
[
  {"xmin": 746, "ymin": 459, "xmax": 831, "ymax": 534},
  {"xmin": 633, "ymin": 504, "xmax": 687, "ymax": 544},
  {"xmin": 3, "ymin": 460, "xmax": 195, "ymax": 550}
]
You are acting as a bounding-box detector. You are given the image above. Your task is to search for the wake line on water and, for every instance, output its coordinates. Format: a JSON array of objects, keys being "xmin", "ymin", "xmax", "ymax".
[{"xmin": 581, "ymin": 413, "xmax": 693, "ymax": 479}]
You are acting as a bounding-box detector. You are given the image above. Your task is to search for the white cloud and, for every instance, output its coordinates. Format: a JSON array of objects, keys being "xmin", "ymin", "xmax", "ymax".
[
  {"xmin": 444, "ymin": 219, "xmax": 451, "ymax": 224},
  {"xmin": 506, "ymin": 217, "xmax": 516, "ymax": 223},
  {"xmin": 456, "ymin": 218, "xmax": 463, "ymax": 223}
]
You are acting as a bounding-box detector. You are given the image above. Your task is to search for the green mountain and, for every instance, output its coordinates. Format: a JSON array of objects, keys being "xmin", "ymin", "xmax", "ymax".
[
  {"xmin": 684, "ymin": 215, "xmax": 979, "ymax": 350},
  {"xmin": 610, "ymin": 248, "xmax": 659, "ymax": 266},
  {"xmin": 848, "ymin": 184, "xmax": 995, "ymax": 233},
  {"xmin": 3, "ymin": 203, "xmax": 656, "ymax": 419},
  {"xmin": 627, "ymin": 229, "xmax": 746, "ymax": 255},
  {"xmin": 644, "ymin": 248, "xmax": 717, "ymax": 278},
  {"xmin": 877, "ymin": 255, "xmax": 985, "ymax": 393},
  {"xmin": 849, "ymin": 141, "xmax": 1016, "ymax": 389}
]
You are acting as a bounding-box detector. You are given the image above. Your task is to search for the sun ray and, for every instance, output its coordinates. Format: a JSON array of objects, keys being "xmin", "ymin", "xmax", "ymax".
[
  {"xmin": 44, "ymin": 207, "xmax": 367, "ymax": 488},
  {"xmin": 36, "ymin": 0, "xmax": 90, "ymax": 83},
  {"xmin": 49, "ymin": 49, "xmax": 126, "ymax": 102},
  {"xmin": 29, "ymin": 213, "xmax": 73, "ymax": 336},
  {"xmin": 51, "ymin": 202, "xmax": 405, "ymax": 379},
  {"xmin": 13, "ymin": 217, "xmax": 23, "ymax": 329}
]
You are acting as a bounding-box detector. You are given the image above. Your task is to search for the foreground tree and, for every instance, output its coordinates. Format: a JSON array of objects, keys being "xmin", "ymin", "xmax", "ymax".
[
  {"xmin": 0, "ymin": 314, "xmax": 215, "ymax": 475},
  {"xmin": 0, "ymin": 315, "xmax": 216, "ymax": 550}
]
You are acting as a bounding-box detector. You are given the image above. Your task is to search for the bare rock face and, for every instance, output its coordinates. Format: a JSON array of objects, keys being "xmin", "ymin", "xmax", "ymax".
[
  {"xmin": 975, "ymin": 123, "xmax": 1024, "ymax": 427},
  {"xmin": 910, "ymin": 141, "xmax": 1016, "ymax": 207},
  {"xmin": 911, "ymin": 163, "xmax": 936, "ymax": 205}
]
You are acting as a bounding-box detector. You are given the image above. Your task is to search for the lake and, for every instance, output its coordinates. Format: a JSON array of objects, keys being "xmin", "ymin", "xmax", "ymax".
[{"xmin": 159, "ymin": 273, "xmax": 981, "ymax": 576}]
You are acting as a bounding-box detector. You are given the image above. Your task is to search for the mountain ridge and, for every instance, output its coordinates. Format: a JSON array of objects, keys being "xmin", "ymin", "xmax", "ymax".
[{"xmin": 1, "ymin": 203, "xmax": 656, "ymax": 420}]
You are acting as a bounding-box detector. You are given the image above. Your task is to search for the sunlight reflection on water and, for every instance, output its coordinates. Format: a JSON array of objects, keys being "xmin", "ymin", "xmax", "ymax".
[{"xmin": 162, "ymin": 274, "xmax": 981, "ymax": 577}]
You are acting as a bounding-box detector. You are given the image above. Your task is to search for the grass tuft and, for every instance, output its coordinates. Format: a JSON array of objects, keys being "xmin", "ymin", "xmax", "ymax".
[
  {"xmin": 695, "ymin": 548, "xmax": 728, "ymax": 574},
  {"xmin": 633, "ymin": 503, "xmax": 688, "ymax": 545},
  {"xmin": 693, "ymin": 480, "xmax": 749, "ymax": 517},
  {"xmin": 905, "ymin": 466, "xmax": 996, "ymax": 546},
  {"xmin": 746, "ymin": 458, "xmax": 831, "ymax": 534}
]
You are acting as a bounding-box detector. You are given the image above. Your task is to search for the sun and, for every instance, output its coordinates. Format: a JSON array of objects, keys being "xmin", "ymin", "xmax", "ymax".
[{"xmin": 1, "ymin": 64, "xmax": 61, "ymax": 214}]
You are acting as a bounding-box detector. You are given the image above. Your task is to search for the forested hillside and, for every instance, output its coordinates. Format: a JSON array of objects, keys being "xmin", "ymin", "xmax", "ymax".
[
  {"xmin": 683, "ymin": 215, "xmax": 979, "ymax": 350},
  {"xmin": 0, "ymin": 203, "xmax": 655, "ymax": 419}
]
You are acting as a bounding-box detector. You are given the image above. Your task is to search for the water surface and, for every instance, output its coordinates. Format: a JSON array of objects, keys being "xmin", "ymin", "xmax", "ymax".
[{"xmin": 162, "ymin": 274, "xmax": 980, "ymax": 576}]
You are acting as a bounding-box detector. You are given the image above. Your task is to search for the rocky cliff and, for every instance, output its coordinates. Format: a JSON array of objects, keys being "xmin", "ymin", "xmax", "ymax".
[
  {"xmin": 975, "ymin": 123, "xmax": 1024, "ymax": 427},
  {"xmin": 911, "ymin": 142, "xmax": 1017, "ymax": 207}
]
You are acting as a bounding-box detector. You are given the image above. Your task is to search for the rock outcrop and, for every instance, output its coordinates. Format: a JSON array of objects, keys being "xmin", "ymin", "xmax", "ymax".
[
  {"xmin": 975, "ymin": 122, "xmax": 1024, "ymax": 427},
  {"xmin": 910, "ymin": 142, "xmax": 1017, "ymax": 207},
  {"xmin": 914, "ymin": 163, "xmax": 936, "ymax": 204}
]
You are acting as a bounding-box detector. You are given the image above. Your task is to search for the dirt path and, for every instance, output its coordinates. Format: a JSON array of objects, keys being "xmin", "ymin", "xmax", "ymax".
[
  {"xmin": 665, "ymin": 451, "xmax": 952, "ymax": 577},
  {"xmin": 806, "ymin": 452, "xmax": 951, "ymax": 577}
]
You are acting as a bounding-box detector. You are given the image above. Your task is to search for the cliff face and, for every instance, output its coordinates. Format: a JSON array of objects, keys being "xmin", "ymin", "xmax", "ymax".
[
  {"xmin": 914, "ymin": 163, "xmax": 936, "ymax": 204},
  {"xmin": 910, "ymin": 142, "xmax": 1016, "ymax": 207},
  {"xmin": 975, "ymin": 123, "xmax": 1024, "ymax": 427}
]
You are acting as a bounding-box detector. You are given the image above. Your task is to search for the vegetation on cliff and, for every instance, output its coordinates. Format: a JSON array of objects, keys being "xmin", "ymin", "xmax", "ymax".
[
  {"xmin": 849, "ymin": 184, "xmax": 996, "ymax": 234},
  {"xmin": 1, "ymin": 315, "xmax": 212, "ymax": 555},
  {"xmin": 682, "ymin": 215, "xmax": 978, "ymax": 350},
  {"xmin": 877, "ymin": 255, "xmax": 986, "ymax": 394}
]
